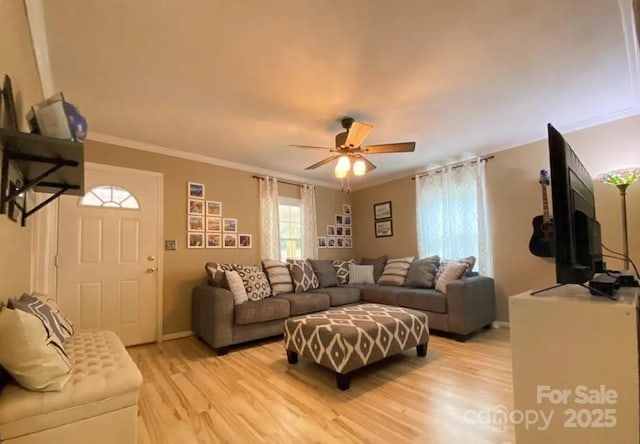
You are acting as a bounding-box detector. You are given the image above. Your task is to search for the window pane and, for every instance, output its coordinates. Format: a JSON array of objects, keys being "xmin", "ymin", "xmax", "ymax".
[
  {"xmin": 279, "ymin": 204, "xmax": 290, "ymax": 222},
  {"xmin": 294, "ymin": 240, "xmax": 302, "ymax": 259},
  {"xmin": 80, "ymin": 185, "xmax": 140, "ymax": 210},
  {"xmin": 92, "ymin": 186, "xmax": 112, "ymax": 202},
  {"xmin": 280, "ymin": 223, "xmax": 290, "ymax": 239},
  {"xmin": 290, "ymin": 205, "xmax": 301, "ymax": 222},
  {"xmin": 80, "ymin": 192, "xmax": 103, "ymax": 206},
  {"xmin": 291, "ymin": 223, "xmax": 301, "ymax": 239}
]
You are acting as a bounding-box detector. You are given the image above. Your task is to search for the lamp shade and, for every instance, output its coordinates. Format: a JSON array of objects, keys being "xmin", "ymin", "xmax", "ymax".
[
  {"xmin": 597, "ymin": 167, "xmax": 640, "ymax": 186},
  {"xmin": 334, "ymin": 163, "xmax": 347, "ymax": 178},
  {"xmin": 336, "ymin": 155, "xmax": 351, "ymax": 173},
  {"xmin": 353, "ymin": 159, "xmax": 366, "ymax": 176}
]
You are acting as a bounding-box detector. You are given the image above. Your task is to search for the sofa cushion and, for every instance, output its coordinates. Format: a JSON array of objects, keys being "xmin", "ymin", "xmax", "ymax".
[
  {"xmin": 377, "ymin": 257, "xmax": 414, "ymax": 286},
  {"xmin": 349, "ymin": 264, "xmax": 375, "ymax": 285},
  {"xmin": 234, "ymin": 299, "xmax": 290, "ymax": 325},
  {"xmin": 272, "ymin": 292, "xmax": 330, "ymax": 316},
  {"xmin": 333, "ymin": 259, "xmax": 357, "ymax": 284},
  {"xmin": 205, "ymin": 262, "xmax": 236, "ymax": 288},
  {"xmin": 310, "ymin": 287, "xmax": 361, "ymax": 306},
  {"xmin": 11, "ymin": 294, "xmax": 74, "ymax": 343},
  {"xmin": 225, "ymin": 271, "xmax": 249, "ymax": 305},
  {"xmin": 235, "ymin": 265, "xmax": 272, "ymax": 301},
  {"xmin": 309, "ymin": 260, "xmax": 339, "ymax": 288},
  {"xmin": 397, "ymin": 288, "xmax": 447, "ymax": 314},
  {"xmin": 404, "ymin": 256, "xmax": 440, "ymax": 288},
  {"xmin": 360, "ymin": 255, "xmax": 387, "ymax": 282},
  {"xmin": 435, "ymin": 262, "xmax": 468, "ymax": 294},
  {"xmin": 286, "ymin": 259, "xmax": 319, "ymax": 292},
  {"xmin": 262, "ymin": 259, "xmax": 294, "ymax": 295},
  {"xmin": 359, "ymin": 285, "xmax": 401, "ymax": 306}
]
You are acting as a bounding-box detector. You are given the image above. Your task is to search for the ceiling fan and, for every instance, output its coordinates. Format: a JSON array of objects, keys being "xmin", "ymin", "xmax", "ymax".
[{"xmin": 290, "ymin": 117, "xmax": 416, "ymax": 177}]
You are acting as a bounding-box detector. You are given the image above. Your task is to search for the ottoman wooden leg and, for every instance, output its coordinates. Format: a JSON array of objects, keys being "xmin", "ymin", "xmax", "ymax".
[
  {"xmin": 287, "ymin": 350, "xmax": 298, "ymax": 364},
  {"xmin": 417, "ymin": 343, "xmax": 428, "ymax": 357},
  {"xmin": 336, "ymin": 373, "xmax": 350, "ymax": 391}
]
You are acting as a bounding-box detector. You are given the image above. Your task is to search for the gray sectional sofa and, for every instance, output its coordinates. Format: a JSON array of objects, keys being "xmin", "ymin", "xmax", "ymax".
[{"xmin": 192, "ymin": 265, "xmax": 496, "ymax": 355}]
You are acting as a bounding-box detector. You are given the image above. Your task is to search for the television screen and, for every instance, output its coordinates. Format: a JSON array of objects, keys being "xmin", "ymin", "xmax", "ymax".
[{"xmin": 547, "ymin": 124, "xmax": 602, "ymax": 284}]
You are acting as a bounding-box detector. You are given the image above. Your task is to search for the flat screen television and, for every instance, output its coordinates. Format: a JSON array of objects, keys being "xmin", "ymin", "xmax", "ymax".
[{"xmin": 547, "ymin": 123, "xmax": 603, "ymax": 284}]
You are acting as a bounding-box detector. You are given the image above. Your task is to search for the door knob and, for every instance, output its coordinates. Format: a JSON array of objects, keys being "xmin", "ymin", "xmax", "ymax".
[
  {"xmin": 148, "ymin": 255, "xmax": 156, "ymax": 261},
  {"xmin": 147, "ymin": 267, "xmax": 158, "ymax": 273}
]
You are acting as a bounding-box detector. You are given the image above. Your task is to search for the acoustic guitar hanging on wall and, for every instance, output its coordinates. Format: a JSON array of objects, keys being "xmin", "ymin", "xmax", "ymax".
[{"xmin": 528, "ymin": 169, "xmax": 555, "ymax": 258}]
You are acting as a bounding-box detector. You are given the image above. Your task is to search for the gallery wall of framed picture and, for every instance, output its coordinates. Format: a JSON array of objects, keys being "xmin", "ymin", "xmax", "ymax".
[
  {"xmin": 187, "ymin": 181, "xmax": 253, "ymax": 249},
  {"xmin": 318, "ymin": 203, "xmax": 353, "ymax": 249}
]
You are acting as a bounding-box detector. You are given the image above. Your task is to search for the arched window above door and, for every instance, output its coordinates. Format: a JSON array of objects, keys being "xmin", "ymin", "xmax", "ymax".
[{"xmin": 80, "ymin": 185, "xmax": 140, "ymax": 209}]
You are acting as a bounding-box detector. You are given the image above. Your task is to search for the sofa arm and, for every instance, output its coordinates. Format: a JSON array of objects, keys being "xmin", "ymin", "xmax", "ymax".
[
  {"xmin": 446, "ymin": 276, "xmax": 496, "ymax": 336},
  {"xmin": 192, "ymin": 284, "xmax": 234, "ymax": 349}
]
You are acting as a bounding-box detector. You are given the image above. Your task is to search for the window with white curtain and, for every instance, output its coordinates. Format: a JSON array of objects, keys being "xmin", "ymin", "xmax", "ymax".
[
  {"xmin": 279, "ymin": 197, "xmax": 302, "ymax": 260},
  {"xmin": 416, "ymin": 161, "xmax": 492, "ymax": 276}
]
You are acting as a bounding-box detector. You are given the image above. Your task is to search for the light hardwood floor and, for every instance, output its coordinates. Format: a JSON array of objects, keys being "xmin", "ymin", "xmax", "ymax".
[{"xmin": 128, "ymin": 328, "xmax": 514, "ymax": 443}]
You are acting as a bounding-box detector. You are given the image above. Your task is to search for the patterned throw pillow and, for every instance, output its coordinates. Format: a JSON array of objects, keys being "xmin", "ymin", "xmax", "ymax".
[
  {"xmin": 348, "ymin": 264, "xmax": 375, "ymax": 285},
  {"xmin": 435, "ymin": 262, "xmax": 469, "ymax": 293},
  {"xmin": 31, "ymin": 294, "xmax": 75, "ymax": 340},
  {"xmin": 435, "ymin": 256, "xmax": 477, "ymax": 282},
  {"xmin": 235, "ymin": 265, "xmax": 272, "ymax": 301},
  {"xmin": 404, "ymin": 256, "xmax": 440, "ymax": 288},
  {"xmin": 262, "ymin": 259, "xmax": 294, "ymax": 295},
  {"xmin": 225, "ymin": 271, "xmax": 249, "ymax": 305},
  {"xmin": 11, "ymin": 294, "xmax": 74, "ymax": 343},
  {"xmin": 377, "ymin": 257, "xmax": 414, "ymax": 286},
  {"xmin": 333, "ymin": 259, "xmax": 357, "ymax": 285},
  {"xmin": 205, "ymin": 262, "xmax": 236, "ymax": 288},
  {"xmin": 286, "ymin": 259, "xmax": 320, "ymax": 293}
]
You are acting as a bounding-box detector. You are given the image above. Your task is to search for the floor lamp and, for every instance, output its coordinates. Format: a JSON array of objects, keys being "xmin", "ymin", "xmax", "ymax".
[{"xmin": 597, "ymin": 167, "xmax": 640, "ymax": 270}]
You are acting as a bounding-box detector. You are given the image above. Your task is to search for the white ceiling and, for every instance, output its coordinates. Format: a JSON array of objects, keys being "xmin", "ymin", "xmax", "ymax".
[{"xmin": 35, "ymin": 0, "xmax": 640, "ymax": 189}]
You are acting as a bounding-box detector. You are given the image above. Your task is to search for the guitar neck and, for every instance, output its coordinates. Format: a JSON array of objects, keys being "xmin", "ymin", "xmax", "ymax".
[{"xmin": 541, "ymin": 184, "xmax": 550, "ymax": 222}]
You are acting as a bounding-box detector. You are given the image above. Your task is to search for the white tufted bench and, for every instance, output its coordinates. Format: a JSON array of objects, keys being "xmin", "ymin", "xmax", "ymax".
[{"xmin": 0, "ymin": 330, "xmax": 142, "ymax": 444}]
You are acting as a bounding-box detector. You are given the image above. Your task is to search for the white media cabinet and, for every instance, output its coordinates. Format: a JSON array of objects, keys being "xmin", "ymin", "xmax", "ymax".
[{"xmin": 510, "ymin": 286, "xmax": 639, "ymax": 443}]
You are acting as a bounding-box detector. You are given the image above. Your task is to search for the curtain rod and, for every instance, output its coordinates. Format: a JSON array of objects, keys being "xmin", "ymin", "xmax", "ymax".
[
  {"xmin": 252, "ymin": 175, "xmax": 305, "ymax": 188},
  {"xmin": 411, "ymin": 155, "xmax": 495, "ymax": 180}
]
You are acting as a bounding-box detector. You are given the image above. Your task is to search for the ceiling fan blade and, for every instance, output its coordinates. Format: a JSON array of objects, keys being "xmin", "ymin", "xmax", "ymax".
[
  {"xmin": 355, "ymin": 153, "xmax": 377, "ymax": 171},
  {"xmin": 305, "ymin": 155, "xmax": 340, "ymax": 170},
  {"xmin": 361, "ymin": 142, "xmax": 416, "ymax": 154},
  {"xmin": 344, "ymin": 121, "xmax": 373, "ymax": 148},
  {"xmin": 289, "ymin": 144, "xmax": 333, "ymax": 150}
]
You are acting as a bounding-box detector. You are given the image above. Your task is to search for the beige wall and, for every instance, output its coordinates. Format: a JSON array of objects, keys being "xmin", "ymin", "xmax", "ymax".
[
  {"xmin": 0, "ymin": 0, "xmax": 43, "ymax": 302},
  {"xmin": 352, "ymin": 177, "xmax": 417, "ymax": 260},
  {"xmin": 85, "ymin": 140, "xmax": 351, "ymax": 334}
]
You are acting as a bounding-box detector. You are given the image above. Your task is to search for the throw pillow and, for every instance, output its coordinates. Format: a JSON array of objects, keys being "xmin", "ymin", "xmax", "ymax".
[
  {"xmin": 225, "ymin": 271, "xmax": 249, "ymax": 305},
  {"xmin": 436, "ymin": 256, "xmax": 477, "ymax": 282},
  {"xmin": 348, "ymin": 264, "xmax": 375, "ymax": 285},
  {"xmin": 0, "ymin": 306, "xmax": 71, "ymax": 391},
  {"xmin": 404, "ymin": 255, "xmax": 440, "ymax": 288},
  {"xmin": 435, "ymin": 262, "xmax": 468, "ymax": 293},
  {"xmin": 12, "ymin": 294, "xmax": 74, "ymax": 343},
  {"xmin": 262, "ymin": 259, "xmax": 294, "ymax": 295},
  {"xmin": 360, "ymin": 255, "xmax": 388, "ymax": 282},
  {"xmin": 34, "ymin": 295, "xmax": 75, "ymax": 340},
  {"xmin": 333, "ymin": 259, "xmax": 357, "ymax": 285},
  {"xmin": 286, "ymin": 259, "xmax": 320, "ymax": 293},
  {"xmin": 309, "ymin": 260, "xmax": 339, "ymax": 288},
  {"xmin": 235, "ymin": 265, "xmax": 272, "ymax": 301},
  {"xmin": 377, "ymin": 257, "xmax": 414, "ymax": 286},
  {"xmin": 205, "ymin": 262, "xmax": 236, "ymax": 289}
]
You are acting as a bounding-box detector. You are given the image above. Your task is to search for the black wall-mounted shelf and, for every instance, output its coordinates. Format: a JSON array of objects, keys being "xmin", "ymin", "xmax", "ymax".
[{"xmin": 0, "ymin": 128, "xmax": 84, "ymax": 226}]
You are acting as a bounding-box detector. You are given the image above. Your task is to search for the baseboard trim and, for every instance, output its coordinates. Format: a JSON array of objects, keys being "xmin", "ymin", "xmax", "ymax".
[
  {"xmin": 492, "ymin": 321, "xmax": 510, "ymax": 329},
  {"xmin": 162, "ymin": 331, "xmax": 195, "ymax": 341}
]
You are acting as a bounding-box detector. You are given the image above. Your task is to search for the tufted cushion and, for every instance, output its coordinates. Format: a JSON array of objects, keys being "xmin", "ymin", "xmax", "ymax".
[{"xmin": 0, "ymin": 330, "xmax": 142, "ymax": 440}]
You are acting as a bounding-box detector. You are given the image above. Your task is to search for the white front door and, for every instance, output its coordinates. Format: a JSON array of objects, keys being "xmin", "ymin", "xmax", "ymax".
[{"xmin": 56, "ymin": 163, "xmax": 162, "ymax": 346}]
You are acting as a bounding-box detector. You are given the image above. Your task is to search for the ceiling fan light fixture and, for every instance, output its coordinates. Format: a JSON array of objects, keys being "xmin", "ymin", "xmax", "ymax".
[
  {"xmin": 353, "ymin": 159, "xmax": 366, "ymax": 176},
  {"xmin": 337, "ymin": 155, "xmax": 351, "ymax": 173},
  {"xmin": 334, "ymin": 163, "xmax": 347, "ymax": 178}
]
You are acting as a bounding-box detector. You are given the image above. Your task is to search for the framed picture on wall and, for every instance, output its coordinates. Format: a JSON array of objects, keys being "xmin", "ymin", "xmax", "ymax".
[
  {"xmin": 206, "ymin": 216, "xmax": 221, "ymax": 232},
  {"xmin": 343, "ymin": 215, "xmax": 352, "ymax": 226},
  {"xmin": 188, "ymin": 199, "xmax": 204, "ymax": 215},
  {"xmin": 327, "ymin": 236, "xmax": 336, "ymax": 248},
  {"xmin": 318, "ymin": 237, "xmax": 327, "ymax": 248},
  {"xmin": 238, "ymin": 234, "xmax": 252, "ymax": 248},
  {"xmin": 206, "ymin": 233, "xmax": 222, "ymax": 248},
  {"xmin": 335, "ymin": 214, "xmax": 343, "ymax": 226},
  {"xmin": 188, "ymin": 215, "xmax": 204, "ymax": 231},
  {"xmin": 336, "ymin": 226, "xmax": 343, "ymax": 236},
  {"xmin": 343, "ymin": 204, "xmax": 351, "ymax": 214},
  {"xmin": 336, "ymin": 237, "xmax": 344, "ymax": 248},
  {"xmin": 375, "ymin": 219, "xmax": 393, "ymax": 238},
  {"xmin": 206, "ymin": 201, "xmax": 222, "ymax": 216},
  {"xmin": 327, "ymin": 225, "xmax": 335, "ymax": 236},
  {"xmin": 188, "ymin": 182, "xmax": 205, "ymax": 199},
  {"xmin": 223, "ymin": 217, "xmax": 237, "ymax": 233},
  {"xmin": 187, "ymin": 232, "xmax": 205, "ymax": 248},
  {"xmin": 344, "ymin": 238, "xmax": 352, "ymax": 248},
  {"xmin": 344, "ymin": 227, "xmax": 352, "ymax": 237},
  {"xmin": 223, "ymin": 233, "xmax": 237, "ymax": 248},
  {"xmin": 374, "ymin": 201, "xmax": 392, "ymax": 220}
]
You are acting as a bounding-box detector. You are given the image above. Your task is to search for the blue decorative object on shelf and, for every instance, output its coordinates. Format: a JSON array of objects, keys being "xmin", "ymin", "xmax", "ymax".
[{"xmin": 63, "ymin": 102, "xmax": 87, "ymax": 142}]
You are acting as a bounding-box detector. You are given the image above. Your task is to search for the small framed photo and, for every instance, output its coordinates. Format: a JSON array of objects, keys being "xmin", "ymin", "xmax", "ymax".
[
  {"xmin": 318, "ymin": 237, "xmax": 327, "ymax": 248},
  {"xmin": 327, "ymin": 236, "xmax": 336, "ymax": 248},
  {"xmin": 188, "ymin": 232, "xmax": 205, "ymax": 248},
  {"xmin": 374, "ymin": 201, "xmax": 392, "ymax": 220},
  {"xmin": 344, "ymin": 238, "xmax": 353, "ymax": 248},
  {"xmin": 188, "ymin": 182, "xmax": 205, "ymax": 199},
  {"xmin": 164, "ymin": 240, "xmax": 177, "ymax": 251},
  {"xmin": 207, "ymin": 201, "xmax": 222, "ymax": 216},
  {"xmin": 188, "ymin": 199, "xmax": 204, "ymax": 215},
  {"xmin": 336, "ymin": 226, "xmax": 343, "ymax": 236},
  {"xmin": 327, "ymin": 225, "xmax": 336, "ymax": 236},
  {"xmin": 344, "ymin": 227, "xmax": 352, "ymax": 237},
  {"xmin": 223, "ymin": 233, "xmax": 237, "ymax": 248},
  {"xmin": 206, "ymin": 216, "xmax": 222, "ymax": 232},
  {"xmin": 343, "ymin": 204, "xmax": 351, "ymax": 214},
  {"xmin": 206, "ymin": 233, "xmax": 222, "ymax": 248},
  {"xmin": 335, "ymin": 214, "xmax": 343, "ymax": 226},
  {"xmin": 375, "ymin": 219, "xmax": 393, "ymax": 238},
  {"xmin": 188, "ymin": 215, "xmax": 204, "ymax": 231},
  {"xmin": 344, "ymin": 215, "xmax": 352, "ymax": 226},
  {"xmin": 223, "ymin": 217, "xmax": 237, "ymax": 233},
  {"xmin": 336, "ymin": 237, "xmax": 344, "ymax": 248},
  {"xmin": 238, "ymin": 234, "xmax": 252, "ymax": 248}
]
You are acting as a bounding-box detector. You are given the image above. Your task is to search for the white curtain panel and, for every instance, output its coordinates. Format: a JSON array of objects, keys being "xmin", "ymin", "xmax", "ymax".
[
  {"xmin": 416, "ymin": 161, "xmax": 493, "ymax": 276},
  {"xmin": 300, "ymin": 184, "xmax": 318, "ymax": 259},
  {"xmin": 259, "ymin": 177, "xmax": 280, "ymax": 259}
]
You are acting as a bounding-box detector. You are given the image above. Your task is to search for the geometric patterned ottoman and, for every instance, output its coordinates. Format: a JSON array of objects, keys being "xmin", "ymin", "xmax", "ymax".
[{"xmin": 284, "ymin": 303, "xmax": 429, "ymax": 390}]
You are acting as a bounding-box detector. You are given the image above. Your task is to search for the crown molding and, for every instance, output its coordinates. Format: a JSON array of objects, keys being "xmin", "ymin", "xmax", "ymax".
[{"xmin": 87, "ymin": 132, "xmax": 341, "ymax": 190}]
